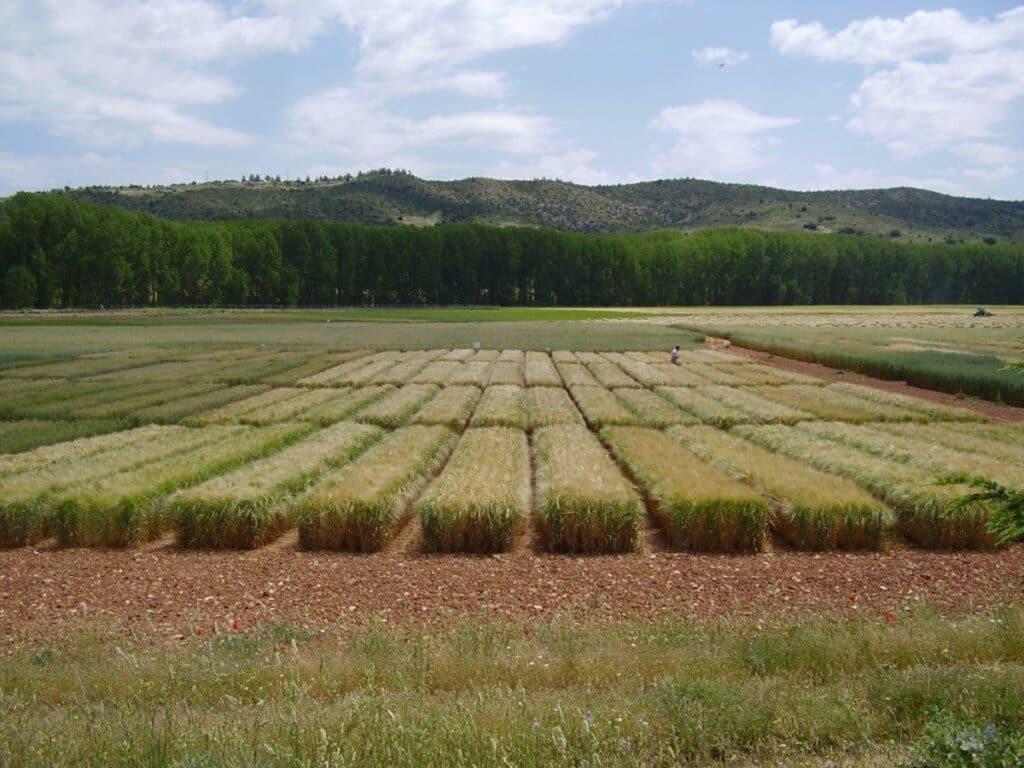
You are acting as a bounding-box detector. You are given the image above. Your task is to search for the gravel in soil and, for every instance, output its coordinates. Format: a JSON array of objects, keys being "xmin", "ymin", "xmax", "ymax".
[{"xmin": 1, "ymin": 542, "xmax": 1021, "ymax": 642}]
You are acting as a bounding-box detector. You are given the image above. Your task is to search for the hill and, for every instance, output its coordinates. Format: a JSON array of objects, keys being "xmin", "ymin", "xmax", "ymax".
[{"xmin": 48, "ymin": 170, "xmax": 1024, "ymax": 242}]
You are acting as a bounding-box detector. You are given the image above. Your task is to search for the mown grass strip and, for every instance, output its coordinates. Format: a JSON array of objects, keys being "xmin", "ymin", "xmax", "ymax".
[
  {"xmin": 668, "ymin": 425, "xmax": 892, "ymax": 550},
  {"xmin": 533, "ymin": 424, "xmax": 641, "ymax": 553},
  {"xmin": 296, "ymin": 425, "xmax": 456, "ymax": 551},
  {"xmin": 416, "ymin": 427, "xmax": 530, "ymax": 553},
  {"xmin": 470, "ymin": 385, "xmax": 528, "ymax": 429},
  {"xmin": 736, "ymin": 424, "xmax": 994, "ymax": 549},
  {"xmin": 172, "ymin": 422, "xmax": 382, "ymax": 549},
  {"xmin": 526, "ymin": 387, "xmax": 584, "ymax": 428},
  {"xmin": 51, "ymin": 424, "xmax": 305, "ymax": 548},
  {"xmin": 412, "ymin": 385, "xmax": 482, "ymax": 428},
  {"xmin": 354, "ymin": 384, "xmax": 441, "ymax": 428},
  {"xmin": 614, "ymin": 388, "xmax": 697, "ymax": 428},
  {"xmin": 569, "ymin": 386, "xmax": 641, "ymax": 428},
  {"xmin": 603, "ymin": 426, "xmax": 767, "ymax": 552}
]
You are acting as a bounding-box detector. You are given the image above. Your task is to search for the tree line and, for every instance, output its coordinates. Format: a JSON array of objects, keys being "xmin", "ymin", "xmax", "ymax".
[{"xmin": 1, "ymin": 192, "xmax": 1022, "ymax": 308}]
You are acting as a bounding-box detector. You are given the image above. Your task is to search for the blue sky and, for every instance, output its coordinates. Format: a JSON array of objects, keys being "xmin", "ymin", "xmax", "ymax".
[{"xmin": 1, "ymin": 1, "xmax": 1022, "ymax": 198}]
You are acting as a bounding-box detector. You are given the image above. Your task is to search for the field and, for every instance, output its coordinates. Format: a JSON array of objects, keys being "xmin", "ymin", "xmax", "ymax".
[{"xmin": 1, "ymin": 308, "xmax": 1022, "ymax": 766}]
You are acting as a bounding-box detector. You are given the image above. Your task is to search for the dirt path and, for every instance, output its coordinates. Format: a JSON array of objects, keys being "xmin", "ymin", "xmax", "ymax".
[
  {"xmin": 2, "ymin": 544, "xmax": 1021, "ymax": 641},
  {"xmin": 725, "ymin": 344, "xmax": 1024, "ymax": 422}
]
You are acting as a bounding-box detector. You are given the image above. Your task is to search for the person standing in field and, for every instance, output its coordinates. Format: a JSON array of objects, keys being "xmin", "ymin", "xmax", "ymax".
[{"xmin": 670, "ymin": 346, "xmax": 680, "ymax": 365}]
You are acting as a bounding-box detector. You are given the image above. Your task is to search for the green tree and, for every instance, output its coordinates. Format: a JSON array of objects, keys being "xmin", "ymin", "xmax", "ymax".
[{"xmin": 2, "ymin": 264, "xmax": 38, "ymax": 308}]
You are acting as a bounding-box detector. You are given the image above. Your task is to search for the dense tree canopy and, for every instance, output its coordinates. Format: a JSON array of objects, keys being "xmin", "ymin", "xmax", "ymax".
[{"xmin": 1, "ymin": 193, "xmax": 1022, "ymax": 308}]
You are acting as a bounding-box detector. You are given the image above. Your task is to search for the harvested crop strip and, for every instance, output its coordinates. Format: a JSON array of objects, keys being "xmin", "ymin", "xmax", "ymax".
[
  {"xmin": 299, "ymin": 386, "xmax": 392, "ymax": 426},
  {"xmin": 570, "ymin": 386, "xmax": 641, "ymax": 428},
  {"xmin": 296, "ymin": 425, "xmax": 456, "ymax": 551},
  {"xmin": 447, "ymin": 361, "xmax": 493, "ymax": 387},
  {"xmin": 51, "ymin": 424, "xmax": 303, "ymax": 548},
  {"xmin": 737, "ymin": 424, "xmax": 993, "ymax": 549},
  {"xmin": 470, "ymin": 385, "xmax": 528, "ymax": 429},
  {"xmin": 668, "ymin": 425, "xmax": 891, "ymax": 550},
  {"xmin": 555, "ymin": 363, "xmax": 599, "ymax": 387},
  {"xmin": 698, "ymin": 385, "xmax": 812, "ymax": 424},
  {"xmin": 533, "ymin": 424, "xmax": 641, "ymax": 553},
  {"xmin": 830, "ymin": 382, "xmax": 984, "ymax": 422},
  {"xmin": 655, "ymin": 387, "xmax": 752, "ymax": 428},
  {"xmin": 753, "ymin": 384, "xmax": 921, "ymax": 423},
  {"xmin": 412, "ymin": 360, "xmax": 461, "ymax": 385},
  {"xmin": 587, "ymin": 362, "xmax": 640, "ymax": 388},
  {"xmin": 416, "ymin": 427, "xmax": 530, "ymax": 553},
  {"xmin": 524, "ymin": 352, "xmax": 561, "ymax": 387},
  {"xmin": 354, "ymin": 384, "xmax": 440, "ymax": 428},
  {"xmin": 488, "ymin": 361, "xmax": 525, "ymax": 386},
  {"xmin": 412, "ymin": 385, "xmax": 481, "ymax": 428},
  {"xmin": 614, "ymin": 388, "xmax": 697, "ymax": 428},
  {"xmin": 603, "ymin": 426, "xmax": 767, "ymax": 552},
  {"xmin": 172, "ymin": 422, "xmax": 382, "ymax": 549},
  {"xmin": 527, "ymin": 387, "xmax": 583, "ymax": 428}
]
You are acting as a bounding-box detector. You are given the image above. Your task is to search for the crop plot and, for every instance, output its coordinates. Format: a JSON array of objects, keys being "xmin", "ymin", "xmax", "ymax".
[
  {"xmin": 416, "ymin": 427, "xmax": 530, "ymax": 553},
  {"xmin": 555, "ymin": 362, "xmax": 599, "ymax": 387},
  {"xmin": 669, "ymin": 426, "xmax": 891, "ymax": 550},
  {"xmin": 354, "ymin": 384, "xmax": 441, "ymax": 428},
  {"xmin": 750, "ymin": 385, "xmax": 922, "ymax": 423},
  {"xmin": 488, "ymin": 360, "xmax": 525, "ymax": 386},
  {"xmin": 697, "ymin": 385, "xmax": 813, "ymax": 424},
  {"xmin": 447, "ymin": 361, "xmax": 493, "ymax": 387},
  {"xmin": 526, "ymin": 386, "xmax": 583, "ymax": 428},
  {"xmin": 586, "ymin": 361, "xmax": 640, "ymax": 388},
  {"xmin": 614, "ymin": 388, "xmax": 697, "ymax": 428},
  {"xmin": 655, "ymin": 387, "xmax": 752, "ymax": 428},
  {"xmin": 470, "ymin": 385, "xmax": 528, "ymax": 429},
  {"xmin": 524, "ymin": 352, "xmax": 561, "ymax": 387},
  {"xmin": 412, "ymin": 360, "xmax": 461, "ymax": 385},
  {"xmin": 532, "ymin": 424, "xmax": 641, "ymax": 552},
  {"xmin": 570, "ymin": 386, "xmax": 641, "ymax": 427},
  {"xmin": 413, "ymin": 385, "xmax": 482, "ymax": 428},
  {"xmin": 830, "ymin": 382, "xmax": 984, "ymax": 422},
  {"xmin": 296, "ymin": 425, "xmax": 456, "ymax": 551},
  {"xmin": 299, "ymin": 386, "xmax": 392, "ymax": 426}
]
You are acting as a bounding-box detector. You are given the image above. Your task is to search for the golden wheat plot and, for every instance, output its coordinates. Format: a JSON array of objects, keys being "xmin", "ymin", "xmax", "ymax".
[
  {"xmin": 472, "ymin": 349, "xmax": 501, "ymax": 363},
  {"xmin": 655, "ymin": 387, "xmax": 752, "ymax": 428},
  {"xmin": 680, "ymin": 350, "xmax": 740, "ymax": 364},
  {"xmin": 416, "ymin": 427, "xmax": 530, "ymax": 553},
  {"xmin": 587, "ymin": 362, "xmax": 640, "ymax": 388},
  {"xmin": 574, "ymin": 351, "xmax": 604, "ymax": 364},
  {"xmin": 442, "ymin": 349, "xmax": 476, "ymax": 361},
  {"xmin": 614, "ymin": 388, "xmax": 697, "ymax": 428},
  {"xmin": 524, "ymin": 352, "xmax": 561, "ymax": 387},
  {"xmin": 737, "ymin": 424, "xmax": 993, "ymax": 549},
  {"xmin": 298, "ymin": 353, "xmax": 375, "ymax": 387},
  {"xmin": 191, "ymin": 387, "xmax": 306, "ymax": 425},
  {"xmin": 354, "ymin": 384, "xmax": 441, "ymax": 428},
  {"xmin": 488, "ymin": 360, "xmax": 525, "ymax": 386},
  {"xmin": 413, "ymin": 386, "xmax": 482, "ymax": 428},
  {"xmin": 497, "ymin": 349, "xmax": 524, "ymax": 362},
  {"xmin": 527, "ymin": 387, "xmax": 584, "ymax": 428},
  {"xmin": 602, "ymin": 426, "xmax": 767, "ymax": 552},
  {"xmin": 570, "ymin": 386, "xmax": 641, "ymax": 428},
  {"xmin": 296, "ymin": 425, "xmax": 456, "ymax": 551},
  {"xmin": 753, "ymin": 385, "xmax": 921, "ymax": 423},
  {"xmin": 135, "ymin": 385, "xmax": 269, "ymax": 424},
  {"xmin": 447, "ymin": 361, "xmax": 494, "ymax": 387},
  {"xmin": 875, "ymin": 422, "xmax": 1024, "ymax": 464},
  {"xmin": 371, "ymin": 350, "xmax": 447, "ymax": 385},
  {"xmin": 236, "ymin": 387, "xmax": 343, "ymax": 425},
  {"xmin": 650, "ymin": 364, "xmax": 709, "ymax": 387},
  {"xmin": 555, "ymin": 363, "xmax": 599, "ymax": 387},
  {"xmin": 668, "ymin": 425, "xmax": 891, "ymax": 550},
  {"xmin": 551, "ymin": 350, "xmax": 578, "ymax": 364},
  {"xmin": 698, "ymin": 385, "xmax": 813, "ymax": 424},
  {"xmin": 172, "ymin": 422, "xmax": 382, "ymax": 549},
  {"xmin": 343, "ymin": 352, "xmax": 407, "ymax": 386},
  {"xmin": 533, "ymin": 425, "xmax": 641, "ymax": 553},
  {"xmin": 412, "ymin": 360, "xmax": 461, "ymax": 385},
  {"xmin": 742, "ymin": 363, "xmax": 821, "ymax": 385},
  {"xmin": 599, "ymin": 353, "xmax": 672, "ymax": 387},
  {"xmin": 0, "ymin": 424, "xmax": 167, "ymax": 479},
  {"xmin": 470, "ymin": 385, "xmax": 528, "ymax": 429},
  {"xmin": 830, "ymin": 382, "xmax": 984, "ymax": 422}
]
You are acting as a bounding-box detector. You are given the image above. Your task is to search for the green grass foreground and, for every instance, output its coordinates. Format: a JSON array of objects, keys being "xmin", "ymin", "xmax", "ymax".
[{"xmin": 2, "ymin": 608, "xmax": 1023, "ymax": 767}]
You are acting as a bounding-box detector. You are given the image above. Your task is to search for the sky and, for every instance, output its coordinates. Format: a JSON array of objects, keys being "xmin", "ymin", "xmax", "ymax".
[{"xmin": 1, "ymin": 1, "xmax": 1022, "ymax": 199}]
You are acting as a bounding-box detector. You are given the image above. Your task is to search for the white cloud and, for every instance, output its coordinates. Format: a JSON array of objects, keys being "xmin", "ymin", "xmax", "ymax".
[
  {"xmin": 691, "ymin": 47, "xmax": 749, "ymax": 67},
  {"xmin": 789, "ymin": 163, "xmax": 965, "ymax": 195},
  {"xmin": 0, "ymin": 150, "xmax": 202, "ymax": 195},
  {"xmin": 957, "ymin": 142, "xmax": 1022, "ymax": 165},
  {"xmin": 963, "ymin": 165, "xmax": 1018, "ymax": 182},
  {"xmin": 492, "ymin": 149, "xmax": 621, "ymax": 185},
  {"xmin": 770, "ymin": 7, "xmax": 1024, "ymax": 65},
  {"xmin": 650, "ymin": 100, "xmax": 799, "ymax": 178}
]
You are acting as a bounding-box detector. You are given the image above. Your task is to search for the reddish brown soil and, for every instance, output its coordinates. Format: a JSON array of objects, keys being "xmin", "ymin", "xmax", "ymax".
[
  {"xmin": 2, "ymin": 537, "xmax": 1021, "ymax": 642},
  {"xmin": 726, "ymin": 344, "xmax": 1024, "ymax": 422}
]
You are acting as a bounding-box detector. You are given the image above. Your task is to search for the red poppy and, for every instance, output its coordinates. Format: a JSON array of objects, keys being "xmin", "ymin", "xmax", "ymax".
[{"xmin": 883, "ymin": 612, "xmax": 897, "ymax": 625}]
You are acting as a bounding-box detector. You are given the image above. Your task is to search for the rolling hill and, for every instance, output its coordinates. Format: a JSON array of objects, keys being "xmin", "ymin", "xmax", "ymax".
[{"xmin": 51, "ymin": 170, "xmax": 1024, "ymax": 242}]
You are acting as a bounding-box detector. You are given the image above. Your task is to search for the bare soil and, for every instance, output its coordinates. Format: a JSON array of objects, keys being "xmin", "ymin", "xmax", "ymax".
[
  {"xmin": 2, "ymin": 537, "xmax": 1021, "ymax": 642},
  {"xmin": 726, "ymin": 344, "xmax": 1024, "ymax": 422}
]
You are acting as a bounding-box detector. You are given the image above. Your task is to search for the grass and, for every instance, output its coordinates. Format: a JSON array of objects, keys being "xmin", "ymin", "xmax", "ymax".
[
  {"xmin": 737, "ymin": 424, "xmax": 996, "ymax": 550},
  {"xmin": 526, "ymin": 387, "xmax": 584, "ymax": 428},
  {"xmin": 602, "ymin": 426, "xmax": 768, "ymax": 552},
  {"xmin": 416, "ymin": 427, "xmax": 530, "ymax": 553},
  {"xmin": 412, "ymin": 385, "xmax": 482, "ymax": 428},
  {"xmin": 295, "ymin": 425, "xmax": 456, "ymax": 551},
  {"xmin": 470, "ymin": 385, "xmax": 528, "ymax": 429},
  {"xmin": 569, "ymin": 386, "xmax": 641, "ymax": 428},
  {"xmin": 532, "ymin": 424, "xmax": 642, "ymax": 553},
  {"xmin": 0, "ymin": 608, "xmax": 1022, "ymax": 766},
  {"xmin": 171, "ymin": 422, "xmax": 382, "ymax": 549},
  {"xmin": 668, "ymin": 425, "xmax": 892, "ymax": 550},
  {"xmin": 353, "ymin": 384, "xmax": 441, "ymax": 428},
  {"xmin": 51, "ymin": 424, "xmax": 305, "ymax": 547}
]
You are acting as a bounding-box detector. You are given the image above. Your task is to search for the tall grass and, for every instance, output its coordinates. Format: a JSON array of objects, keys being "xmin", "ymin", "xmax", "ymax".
[
  {"xmin": 533, "ymin": 424, "xmax": 641, "ymax": 552},
  {"xmin": 416, "ymin": 427, "xmax": 530, "ymax": 553},
  {"xmin": 172, "ymin": 422, "xmax": 382, "ymax": 549},
  {"xmin": 669, "ymin": 425, "xmax": 892, "ymax": 550},
  {"xmin": 603, "ymin": 426, "xmax": 767, "ymax": 552},
  {"xmin": 296, "ymin": 425, "xmax": 456, "ymax": 551}
]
